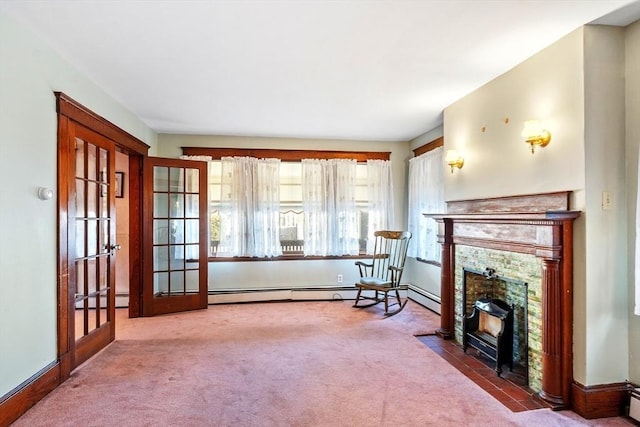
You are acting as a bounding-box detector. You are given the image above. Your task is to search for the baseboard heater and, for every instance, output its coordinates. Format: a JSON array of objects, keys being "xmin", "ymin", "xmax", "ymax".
[
  {"xmin": 207, "ymin": 285, "xmax": 432, "ymax": 309},
  {"xmin": 408, "ymin": 285, "xmax": 441, "ymax": 314},
  {"xmin": 207, "ymin": 286, "xmax": 363, "ymax": 304},
  {"xmin": 630, "ymin": 386, "xmax": 640, "ymax": 422}
]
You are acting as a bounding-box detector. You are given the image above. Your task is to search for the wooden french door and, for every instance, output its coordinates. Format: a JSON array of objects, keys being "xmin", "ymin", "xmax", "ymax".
[
  {"xmin": 66, "ymin": 122, "xmax": 117, "ymax": 367},
  {"xmin": 142, "ymin": 157, "xmax": 208, "ymax": 316},
  {"xmin": 57, "ymin": 92, "xmax": 150, "ymax": 378}
]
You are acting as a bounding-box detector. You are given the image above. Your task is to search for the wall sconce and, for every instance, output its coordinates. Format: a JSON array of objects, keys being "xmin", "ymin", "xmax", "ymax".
[
  {"xmin": 521, "ymin": 120, "xmax": 551, "ymax": 153},
  {"xmin": 445, "ymin": 150, "xmax": 464, "ymax": 173}
]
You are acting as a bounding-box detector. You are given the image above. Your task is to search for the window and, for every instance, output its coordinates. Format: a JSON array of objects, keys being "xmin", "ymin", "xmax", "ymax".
[
  {"xmin": 183, "ymin": 148, "xmax": 392, "ymax": 259},
  {"xmin": 280, "ymin": 161, "xmax": 369, "ymax": 255},
  {"xmin": 407, "ymin": 144, "xmax": 444, "ymax": 263}
]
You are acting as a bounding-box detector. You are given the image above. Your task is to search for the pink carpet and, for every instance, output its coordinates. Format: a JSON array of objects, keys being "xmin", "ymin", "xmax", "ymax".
[{"xmin": 14, "ymin": 301, "xmax": 632, "ymax": 426}]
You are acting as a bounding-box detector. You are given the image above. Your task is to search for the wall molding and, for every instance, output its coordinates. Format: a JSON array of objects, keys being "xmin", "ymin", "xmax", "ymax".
[
  {"xmin": 413, "ymin": 136, "xmax": 443, "ymax": 157},
  {"xmin": 55, "ymin": 92, "xmax": 150, "ymax": 156},
  {"xmin": 0, "ymin": 362, "xmax": 61, "ymax": 427},
  {"xmin": 571, "ymin": 381, "xmax": 632, "ymax": 419}
]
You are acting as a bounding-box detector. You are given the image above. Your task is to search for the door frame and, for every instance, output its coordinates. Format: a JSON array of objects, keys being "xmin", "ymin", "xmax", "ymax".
[{"xmin": 56, "ymin": 92, "xmax": 149, "ymax": 378}]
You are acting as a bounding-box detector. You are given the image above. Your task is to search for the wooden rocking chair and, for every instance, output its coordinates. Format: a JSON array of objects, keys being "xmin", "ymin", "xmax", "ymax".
[{"xmin": 353, "ymin": 230, "xmax": 412, "ymax": 317}]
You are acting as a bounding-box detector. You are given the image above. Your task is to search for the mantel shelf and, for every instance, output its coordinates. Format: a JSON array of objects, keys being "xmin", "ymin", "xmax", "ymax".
[{"xmin": 423, "ymin": 211, "xmax": 581, "ymax": 223}]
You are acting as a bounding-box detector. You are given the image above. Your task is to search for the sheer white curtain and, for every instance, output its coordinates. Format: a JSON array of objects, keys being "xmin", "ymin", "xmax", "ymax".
[
  {"xmin": 302, "ymin": 158, "xmax": 359, "ymax": 256},
  {"xmin": 407, "ymin": 147, "xmax": 444, "ymax": 261},
  {"xmin": 218, "ymin": 156, "xmax": 282, "ymax": 257},
  {"xmin": 366, "ymin": 159, "xmax": 394, "ymax": 254}
]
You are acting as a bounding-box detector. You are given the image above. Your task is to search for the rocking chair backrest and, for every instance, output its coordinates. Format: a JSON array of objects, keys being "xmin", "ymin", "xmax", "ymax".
[{"xmin": 370, "ymin": 230, "xmax": 412, "ymax": 285}]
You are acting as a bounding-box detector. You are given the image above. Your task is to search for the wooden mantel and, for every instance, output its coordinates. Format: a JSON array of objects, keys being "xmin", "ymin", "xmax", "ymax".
[{"xmin": 425, "ymin": 191, "xmax": 580, "ymax": 409}]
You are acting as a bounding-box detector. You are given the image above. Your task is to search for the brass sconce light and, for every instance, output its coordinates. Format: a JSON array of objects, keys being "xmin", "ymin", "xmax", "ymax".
[
  {"xmin": 521, "ymin": 120, "xmax": 551, "ymax": 153},
  {"xmin": 446, "ymin": 149, "xmax": 464, "ymax": 173}
]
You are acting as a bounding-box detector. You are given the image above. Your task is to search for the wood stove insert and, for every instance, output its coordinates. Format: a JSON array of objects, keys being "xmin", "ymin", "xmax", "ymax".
[{"xmin": 463, "ymin": 297, "xmax": 514, "ymax": 376}]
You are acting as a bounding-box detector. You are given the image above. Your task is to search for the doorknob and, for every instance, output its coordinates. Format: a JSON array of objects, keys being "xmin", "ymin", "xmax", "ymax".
[{"xmin": 102, "ymin": 244, "xmax": 122, "ymax": 252}]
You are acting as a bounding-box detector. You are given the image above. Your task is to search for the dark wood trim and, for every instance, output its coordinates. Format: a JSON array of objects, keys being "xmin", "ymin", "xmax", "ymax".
[
  {"xmin": 55, "ymin": 92, "xmax": 150, "ymax": 156},
  {"xmin": 571, "ymin": 382, "xmax": 631, "ymax": 419},
  {"xmin": 435, "ymin": 218, "xmax": 454, "ymax": 339},
  {"xmin": 127, "ymin": 155, "xmax": 143, "ymax": 318},
  {"xmin": 540, "ymin": 258, "xmax": 564, "ymax": 408},
  {"xmin": 0, "ymin": 362, "xmax": 61, "ymax": 427},
  {"xmin": 415, "ymin": 258, "xmax": 442, "ymax": 267},
  {"xmin": 413, "ymin": 136, "xmax": 443, "ymax": 157},
  {"xmin": 56, "ymin": 114, "xmax": 73, "ymax": 380},
  {"xmin": 73, "ymin": 323, "xmax": 113, "ymax": 368},
  {"xmin": 181, "ymin": 147, "xmax": 390, "ymax": 162}
]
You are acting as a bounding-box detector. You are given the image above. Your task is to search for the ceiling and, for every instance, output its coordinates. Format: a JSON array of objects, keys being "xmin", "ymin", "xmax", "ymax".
[{"xmin": 2, "ymin": 0, "xmax": 640, "ymax": 142}]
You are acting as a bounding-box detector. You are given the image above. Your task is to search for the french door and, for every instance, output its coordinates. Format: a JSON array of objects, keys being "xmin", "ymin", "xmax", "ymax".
[
  {"xmin": 67, "ymin": 122, "xmax": 117, "ymax": 367},
  {"xmin": 142, "ymin": 157, "xmax": 208, "ymax": 316}
]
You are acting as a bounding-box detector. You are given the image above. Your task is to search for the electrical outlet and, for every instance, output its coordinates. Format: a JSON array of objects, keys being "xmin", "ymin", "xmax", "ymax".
[
  {"xmin": 602, "ymin": 191, "xmax": 612, "ymax": 210},
  {"xmin": 337, "ymin": 274, "xmax": 343, "ymax": 283}
]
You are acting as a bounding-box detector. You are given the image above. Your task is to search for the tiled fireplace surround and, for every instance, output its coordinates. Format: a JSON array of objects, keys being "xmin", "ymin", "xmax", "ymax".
[{"xmin": 426, "ymin": 191, "xmax": 580, "ymax": 409}]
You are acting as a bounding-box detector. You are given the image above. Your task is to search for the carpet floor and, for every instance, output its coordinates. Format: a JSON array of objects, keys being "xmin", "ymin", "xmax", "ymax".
[{"xmin": 14, "ymin": 301, "xmax": 633, "ymax": 426}]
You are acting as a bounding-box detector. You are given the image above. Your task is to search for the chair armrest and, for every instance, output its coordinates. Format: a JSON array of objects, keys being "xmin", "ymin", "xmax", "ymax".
[{"xmin": 355, "ymin": 260, "xmax": 373, "ymax": 278}]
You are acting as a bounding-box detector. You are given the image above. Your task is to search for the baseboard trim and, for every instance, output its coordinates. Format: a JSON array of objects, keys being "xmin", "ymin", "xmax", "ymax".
[
  {"xmin": 408, "ymin": 285, "xmax": 441, "ymax": 315},
  {"xmin": 0, "ymin": 361, "xmax": 61, "ymax": 427},
  {"xmin": 571, "ymin": 381, "xmax": 631, "ymax": 419}
]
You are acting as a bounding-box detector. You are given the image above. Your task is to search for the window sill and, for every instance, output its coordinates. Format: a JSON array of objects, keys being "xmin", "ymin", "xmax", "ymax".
[
  {"xmin": 415, "ymin": 257, "xmax": 442, "ymax": 267},
  {"xmin": 207, "ymin": 254, "xmax": 370, "ymax": 262}
]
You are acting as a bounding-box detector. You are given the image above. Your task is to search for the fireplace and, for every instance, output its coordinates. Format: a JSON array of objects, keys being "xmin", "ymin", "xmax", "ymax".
[{"xmin": 426, "ymin": 191, "xmax": 580, "ymax": 409}]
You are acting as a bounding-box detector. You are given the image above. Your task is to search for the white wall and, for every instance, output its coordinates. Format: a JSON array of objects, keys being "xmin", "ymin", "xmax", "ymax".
[
  {"xmin": 443, "ymin": 29, "xmax": 586, "ymax": 206},
  {"xmin": 157, "ymin": 134, "xmax": 411, "ymax": 294},
  {"xmin": 625, "ymin": 19, "xmax": 640, "ymax": 385},
  {"xmin": 443, "ymin": 25, "xmax": 633, "ymax": 387},
  {"xmin": 582, "ymin": 24, "xmax": 628, "ymax": 386},
  {"xmin": 0, "ymin": 11, "xmax": 157, "ymax": 397},
  {"xmin": 209, "ymin": 258, "xmax": 366, "ymax": 291}
]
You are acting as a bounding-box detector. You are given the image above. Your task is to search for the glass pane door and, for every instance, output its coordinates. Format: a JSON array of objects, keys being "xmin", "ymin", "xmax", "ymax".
[
  {"xmin": 143, "ymin": 158, "xmax": 208, "ymax": 316},
  {"xmin": 70, "ymin": 123, "xmax": 116, "ymax": 367}
]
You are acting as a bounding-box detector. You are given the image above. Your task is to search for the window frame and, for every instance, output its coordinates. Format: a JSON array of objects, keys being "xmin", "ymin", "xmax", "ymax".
[{"xmin": 182, "ymin": 147, "xmax": 391, "ymax": 262}]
